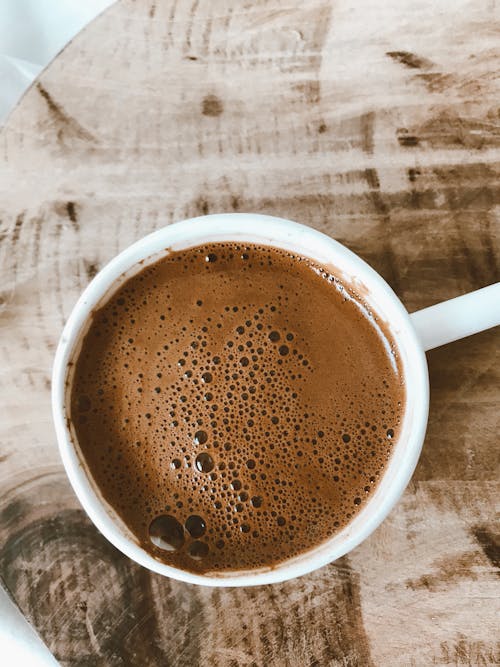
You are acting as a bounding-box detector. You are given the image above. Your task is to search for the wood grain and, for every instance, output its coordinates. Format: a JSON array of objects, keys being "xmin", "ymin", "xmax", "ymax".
[{"xmin": 0, "ymin": 0, "xmax": 499, "ymax": 664}]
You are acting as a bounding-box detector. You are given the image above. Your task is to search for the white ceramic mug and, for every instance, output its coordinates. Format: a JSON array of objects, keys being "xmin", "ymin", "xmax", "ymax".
[{"xmin": 52, "ymin": 214, "xmax": 500, "ymax": 587}]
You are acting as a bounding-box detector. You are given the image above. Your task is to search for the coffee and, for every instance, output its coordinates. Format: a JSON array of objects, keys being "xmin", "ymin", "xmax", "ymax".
[{"xmin": 70, "ymin": 243, "xmax": 404, "ymax": 573}]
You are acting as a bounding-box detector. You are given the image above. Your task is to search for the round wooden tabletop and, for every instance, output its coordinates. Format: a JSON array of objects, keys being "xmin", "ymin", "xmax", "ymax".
[{"xmin": 0, "ymin": 0, "xmax": 499, "ymax": 664}]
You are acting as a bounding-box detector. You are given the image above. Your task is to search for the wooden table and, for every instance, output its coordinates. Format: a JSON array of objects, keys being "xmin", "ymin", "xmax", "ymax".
[{"xmin": 1, "ymin": 1, "xmax": 499, "ymax": 664}]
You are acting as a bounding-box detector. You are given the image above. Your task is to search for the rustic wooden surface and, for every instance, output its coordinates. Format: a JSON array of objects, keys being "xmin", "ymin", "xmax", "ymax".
[{"xmin": 1, "ymin": 0, "xmax": 499, "ymax": 665}]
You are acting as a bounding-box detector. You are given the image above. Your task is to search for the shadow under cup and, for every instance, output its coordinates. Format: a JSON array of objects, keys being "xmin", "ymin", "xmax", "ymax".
[{"xmin": 52, "ymin": 213, "xmax": 429, "ymax": 586}]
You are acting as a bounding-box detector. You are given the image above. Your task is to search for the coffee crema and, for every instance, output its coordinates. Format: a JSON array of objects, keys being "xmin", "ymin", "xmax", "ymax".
[{"xmin": 70, "ymin": 243, "xmax": 405, "ymax": 574}]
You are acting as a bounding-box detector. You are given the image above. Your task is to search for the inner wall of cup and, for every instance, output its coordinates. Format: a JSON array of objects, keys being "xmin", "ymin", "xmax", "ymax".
[{"xmin": 62, "ymin": 222, "xmax": 424, "ymax": 581}]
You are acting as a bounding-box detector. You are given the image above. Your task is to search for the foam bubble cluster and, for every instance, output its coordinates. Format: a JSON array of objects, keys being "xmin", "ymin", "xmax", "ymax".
[{"xmin": 70, "ymin": 243, "xmax": 404, "ymax": 573}]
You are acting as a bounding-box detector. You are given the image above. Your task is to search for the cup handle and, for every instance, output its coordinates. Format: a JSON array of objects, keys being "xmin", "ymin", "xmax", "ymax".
[{"xmin": 410, "ymin": 282, "xmax": 500, "ymax": 351}]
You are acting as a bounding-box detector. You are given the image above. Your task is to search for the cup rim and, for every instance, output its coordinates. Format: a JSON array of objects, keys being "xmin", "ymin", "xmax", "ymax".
[{"xmin": 52, "ymin": 213, "xmax": 429, "ymax": 587}]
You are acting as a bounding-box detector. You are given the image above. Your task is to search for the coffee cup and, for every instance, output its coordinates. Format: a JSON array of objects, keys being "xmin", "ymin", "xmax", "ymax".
[{"xmin": 52, "ymin": 213, "xmax": 500, "ymax": 586}]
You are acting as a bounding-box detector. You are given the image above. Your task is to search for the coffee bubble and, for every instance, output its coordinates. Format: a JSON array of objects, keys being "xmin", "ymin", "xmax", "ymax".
[
  {"xmin": 194, "ymin": 430, "xmax": 208, "ymax": 445},
  {"xmin": 196, "ymin": 452, "xmax": 215, "ymax": 473},
  {"xmin": 188, "ymin": 541, "xmax": 209, "ymax": 559},
  {"xmin": 149, "ymin": 515, "xmax": 184, "ymax": 551},
  {"xmin": 185, "ymin": 515, "xmax": 207, "ymax": 537}
]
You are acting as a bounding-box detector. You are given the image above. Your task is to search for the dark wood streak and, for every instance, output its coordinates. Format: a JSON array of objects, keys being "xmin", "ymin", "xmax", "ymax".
[
  {"xmin": 439, "ymin": 638, "xmax": 500, "ymax": 666},
  {"xmin": 227, "ymin": 587, "xmax": 252, "ymax": 658},
  {"xmin": 201, "ymin": 16, "xmax": 212, "ymax": 55},
  {"xmin": 472, "ymin": 527, "xmax": 500, "ymax": 572},
  {"xmin": 241, "ymin": 559, "xmax": 375, "ymax": 667},
  {"xmin": 416, "ymin": 327, "xmax": 499, "ymax": 484},
  {"xmin": 404, "ymin": 551, "xmax": 483, "ymax": 591},
  {"xmin": 360, "ymin": 112, "xmax": 375, "ymax": 155},
  {"xmin": 364, "ymin": 168, "xmax": 380, "ymax": 191},
  {"xmin": 453, "ymin": 214, "xmax": 489, "ymax": 287},
  {"xmin": 386, "ymin": 50, "xmax": 432, "ymax": 69},
  {"xmin": 414, "ymin": 72, "xmax": 455, "ymax": 93},
  {"xmin": 11, "ymin": 213, "xmax": 24, "ymax": 245},
  {"xmin": 65, "ymin": 202, "xmax": 79, "ymax": 231},
  {"xmin": 478, "ymin": 217, "xmax": 499, "ymax": 281},
  {"xmin": 6, "ymin": 213, "xmax": 22, "ymax": 277},
  {"xmin": 396, "ymin": 129, "xmax": 420, "ymax": 147},
  {"xmin": 361, "ymin": 168, "xmax": 401, "ymax": 293},
  {"xmin": 403, "ymin": 111, "xmax": 500, "ymax": 150},
  {"xmin": 32, "ymin": 215, "xmax": 43, "ymax": 270},
  {"xmin": 293, "ymin": 80, "xmax": 321, "ymax": 104},
  {"xmin": 185, "ymin": 0, "xmax": 201, "ymax": 51},
  {"xmin": 202, "ymin": 94, "xmax": 224, "ymax": 117},
  {"xmin": 306, "ymin": 2, "xmax": 332, "ymax": 76},
  {"xmin": 341, "ymin": 562, "xmax": 376, "ymax": 666},
  {"xmin": 36, "ymin": 83, "xmax": 97, "ymax": 144},
  {"xmin": 0, "ymin": 498, "xmax": 30, "ymax": 532},
  {"xmin": 195, "ymin": 196, "xmax": 210, "ymax": 215},
  {"xmin": 83, "ymin": 259, "xmax": 99, "ymax": 282},
  {"xmin": 52, "ymin": 219, "xmax": 66, "ymax": 325}
]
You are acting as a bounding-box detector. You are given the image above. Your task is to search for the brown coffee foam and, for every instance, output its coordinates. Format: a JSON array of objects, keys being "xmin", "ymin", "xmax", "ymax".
[{"xmin": 70, "ymin": 243, "xmax": 405, "ymax": 573}]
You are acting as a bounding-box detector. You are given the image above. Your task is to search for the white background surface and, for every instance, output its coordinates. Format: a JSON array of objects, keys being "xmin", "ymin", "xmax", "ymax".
[
  {"xmin": 1, "ymin": 1, "xmax": 116, "ymax": 662},
  {"xmin": 0, "ymin": 585, "xmax": 59, "ymax": 665},
  {"xmin": 0, "ymin": 0, "xmax": 115, "ymax": 123}
]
